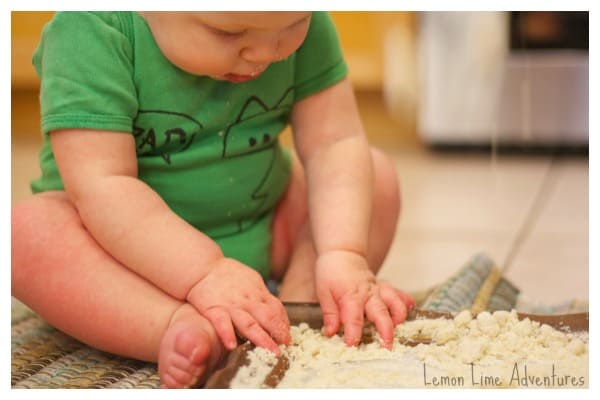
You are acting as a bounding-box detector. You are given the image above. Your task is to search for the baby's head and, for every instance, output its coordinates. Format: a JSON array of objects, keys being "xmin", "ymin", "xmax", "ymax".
[{"xmin": 139, "ymin": 11, "xmax": 312, "ymax": 82}]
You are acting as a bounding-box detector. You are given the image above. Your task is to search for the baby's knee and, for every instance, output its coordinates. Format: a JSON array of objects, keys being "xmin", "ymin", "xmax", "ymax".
[
  {"xmin": 11, "ymin": 192, "xmax": 77, "ymax": 285},
  {"xmin": 12, "ymin": 196, "xmax": 48, "ymax": 259},
  {"xmin": 12, "ymin": 198, "xmax": 40, "ymax": 291},
  {"xmin": 370, "ymin": 147, "xmax": 401, "ymax": 212},
  {"xmin": 12, "ymin": 192, "xmax": 76, "ymax": 238}
]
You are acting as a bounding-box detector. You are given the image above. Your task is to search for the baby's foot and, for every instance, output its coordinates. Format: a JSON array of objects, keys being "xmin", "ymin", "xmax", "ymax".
[{"xmin": 158, "ymin": 303, "xmax": 224, "ymax": 388}]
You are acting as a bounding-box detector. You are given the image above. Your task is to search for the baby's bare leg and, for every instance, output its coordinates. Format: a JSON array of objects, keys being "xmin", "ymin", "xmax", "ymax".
[
  {"xmin": 272, "ymin": 148, "xmax": 401, "ymax": 301},
  {"xmin": 12, "ymin": 192, "xmax": 224, "ymax": 387}
]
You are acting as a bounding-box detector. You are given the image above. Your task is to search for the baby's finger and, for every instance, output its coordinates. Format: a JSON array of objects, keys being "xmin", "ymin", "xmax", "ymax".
[
  {"xmin": 339, "ymin": 296, "xmax": 366, "ymax": 346},
  {"xmin": 378, "ymin": 281, "xmax": 414, "ymax": 311},
  {"xmin": 249, "ymin": 298, "xmax": 291, "ymax": 345},
  {"xmin": 395, "ymin": 288, "xmax": 415, "ymax": 310},
  {"xmin": 365, "ymin": 295, "xmax": 394, "ymax": 349},
  {"xmin": 203, "ymin": 306, "xmax": 238, "ymax": 350},
  {"xmin": 318, "ymin": 290, "xmax": 340, "ymax": 337},
  {"xmin": 230, "ymin": 309, "xmax": 280, "ymax": 355},
  {"xmin": 379, "ymin": 284, "xmax": 409, "ymax": 325}
]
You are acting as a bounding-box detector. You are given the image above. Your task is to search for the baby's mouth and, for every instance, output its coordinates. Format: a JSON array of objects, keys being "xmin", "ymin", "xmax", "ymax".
[
  {"xmin": 223, "ymin": 66, "xmax": 268, "ymax": 83},
  {"xmin": 223, "ymin": 73, "xmax": 259, "ymax": 83}
]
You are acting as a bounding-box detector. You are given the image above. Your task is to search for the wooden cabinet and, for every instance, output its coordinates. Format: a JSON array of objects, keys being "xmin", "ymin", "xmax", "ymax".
[
  {"xmin": 11, "ymin": 11, "xmax": 54, "ymax": 89},
  {"xmin": 331, "ymin": 12, "xmax": 415, "ymax": 90}
]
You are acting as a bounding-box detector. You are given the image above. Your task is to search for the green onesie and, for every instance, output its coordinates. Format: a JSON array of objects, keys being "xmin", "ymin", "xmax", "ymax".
[{"xmin": 30, "ymin": 11, "xmax": 348, "ymax": 278}]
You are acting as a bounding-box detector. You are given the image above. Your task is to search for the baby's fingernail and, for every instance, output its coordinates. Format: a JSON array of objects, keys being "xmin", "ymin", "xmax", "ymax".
[
  {"xmin": 378, "ymin": 336, "xmax": 392, "ymax": 350},
  {"xmin": 347, "ymin": 337, "xmax": 360, "ymax": 346}
]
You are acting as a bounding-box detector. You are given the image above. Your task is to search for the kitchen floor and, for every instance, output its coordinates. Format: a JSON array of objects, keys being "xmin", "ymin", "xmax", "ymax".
[{"xmin": 11, "ymin": 90, "xmax": 589, "ymax": 306}]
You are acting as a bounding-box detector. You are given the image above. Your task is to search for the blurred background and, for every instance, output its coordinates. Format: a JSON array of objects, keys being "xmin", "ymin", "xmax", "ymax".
[{"xmin": 11, "ymin": 11, "xmax": 589, "ymax": 305}]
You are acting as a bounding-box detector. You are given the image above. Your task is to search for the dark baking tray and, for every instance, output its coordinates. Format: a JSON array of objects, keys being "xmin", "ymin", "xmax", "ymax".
[{"xmin": 204, "ymin": 302, "xmax": 589, "ymax": 388}]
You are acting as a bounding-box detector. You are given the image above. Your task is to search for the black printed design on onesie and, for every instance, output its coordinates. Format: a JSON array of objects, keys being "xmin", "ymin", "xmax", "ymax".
[
  {"xmin": 217, "ymin": 87, "xmax": 294, "ymax": 235},
  {"xmin": 133, "ymin": 109, "xmax": 203, "ymax": 164}
]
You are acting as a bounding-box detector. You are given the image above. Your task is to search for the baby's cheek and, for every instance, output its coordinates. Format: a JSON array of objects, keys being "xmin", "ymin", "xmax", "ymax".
[
  {"xmin": 279, "ymin": 39, "xmax": 302, "ymax": 60},
  {"xmin": 169, "ymin": 43, "xmax": 236, "ymax": 77}
]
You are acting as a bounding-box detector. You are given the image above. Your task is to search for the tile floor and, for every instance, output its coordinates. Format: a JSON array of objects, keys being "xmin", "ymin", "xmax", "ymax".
[
  {"xmin": 11, "ymin": 91, "xmax": 589, "ymax": 306},
  {"xmin": 378, "ymin": 150, "xmax": 589, "ymax": 305}
]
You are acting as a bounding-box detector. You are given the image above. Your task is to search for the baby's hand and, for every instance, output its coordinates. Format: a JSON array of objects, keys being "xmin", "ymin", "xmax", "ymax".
[
  {"xmin": 186, "ymin": 257, "xmax": 290, "ymax": 355},
  {"xmin": 315, "ymin": 250, "xmax": 414, "ymax": 349}
]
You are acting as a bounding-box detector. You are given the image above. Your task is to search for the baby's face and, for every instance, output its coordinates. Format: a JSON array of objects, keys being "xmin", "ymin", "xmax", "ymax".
[{"xmin": 139, "ymin": 11, "xmax": 312, "ymax": 82}]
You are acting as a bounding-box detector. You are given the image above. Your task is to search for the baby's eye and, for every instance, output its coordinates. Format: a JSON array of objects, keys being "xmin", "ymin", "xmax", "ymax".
[{"xmin": 207, "ymin": 25, "xmax": 247, "ymax": 39}]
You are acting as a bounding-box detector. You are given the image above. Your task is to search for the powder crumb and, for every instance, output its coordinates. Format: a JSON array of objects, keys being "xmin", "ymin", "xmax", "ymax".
[
  {"xmin": 476, "ymin": 311, "xmax": 500, "ymax": 337},
  {"xmin": 431, "ymin": 323, "xmax": 458, "ymax": 344},
  {"xmin": 566, "ymin": 338, "xmax": 586, "ymax": 356},
  {"xmin": 453, "ymin": 309, "xmax": 473, "ymax": 327}
]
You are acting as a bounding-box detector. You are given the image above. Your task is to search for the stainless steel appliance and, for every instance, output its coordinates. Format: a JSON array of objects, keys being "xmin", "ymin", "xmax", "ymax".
[{"xmin": 416, "ymin": 11, "xmax": 588, "ymax": 148}]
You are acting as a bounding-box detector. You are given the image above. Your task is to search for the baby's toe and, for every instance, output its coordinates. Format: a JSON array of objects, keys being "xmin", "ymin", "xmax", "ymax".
[
  {"xmin": 165, "ymin": 364, "xmax": 196, "ymax": 388},
  {"xmin": 174, "ymin": 331, "xmax": 211, "ymax": 366},
  {"xmin": 167, "ymin": 351, "xmax": 205, "ymax": 377}
]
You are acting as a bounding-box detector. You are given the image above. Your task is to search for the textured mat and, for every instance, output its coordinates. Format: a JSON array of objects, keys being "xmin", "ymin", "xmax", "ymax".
[
  {"xmin": 11, "ymin": 302, "xmax": 160, "ymax": 388},
  {"xmin": 11, "ymin": 253, "xmax": 587, "ymax": 388}
]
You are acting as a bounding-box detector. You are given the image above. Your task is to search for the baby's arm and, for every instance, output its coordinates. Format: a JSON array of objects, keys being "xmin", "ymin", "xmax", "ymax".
[
  {"xmin": 291, "ymin": 79, "xmax": 407, "ymax": 348},
  {"xmin": 50, "ymin": 129, "xmax": 289, "ymax": 353}
]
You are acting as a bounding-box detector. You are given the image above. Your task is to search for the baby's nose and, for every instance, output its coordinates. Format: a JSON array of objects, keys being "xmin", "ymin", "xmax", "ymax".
[{"xmin": 240, "ymin": 34, "xmax": 280, "ymax": 64}]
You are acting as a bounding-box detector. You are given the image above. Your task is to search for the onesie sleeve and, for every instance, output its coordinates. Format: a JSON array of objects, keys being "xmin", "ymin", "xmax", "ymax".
[
  {"xmin": 293, "ymin": 12, "xmax": 349, "ymax": 102},
  {"xmin": 33, "ymin": 11, "xmax": 138, "ymax": 135}
]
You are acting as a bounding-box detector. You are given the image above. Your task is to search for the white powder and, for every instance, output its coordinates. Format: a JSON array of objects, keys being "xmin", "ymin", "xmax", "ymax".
[
  {"xmin": 230, "ymin": 310, "xmax": 588, "ymax": 388},
  {"xmin": 229, "ymin": 346, "xmax": 278, "ymax": 388}
]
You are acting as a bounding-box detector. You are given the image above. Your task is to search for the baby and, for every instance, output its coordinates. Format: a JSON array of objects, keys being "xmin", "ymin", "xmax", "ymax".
[{"xmin": 11, "ymin": 11, "xmax": 414, "ymax": 388}]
